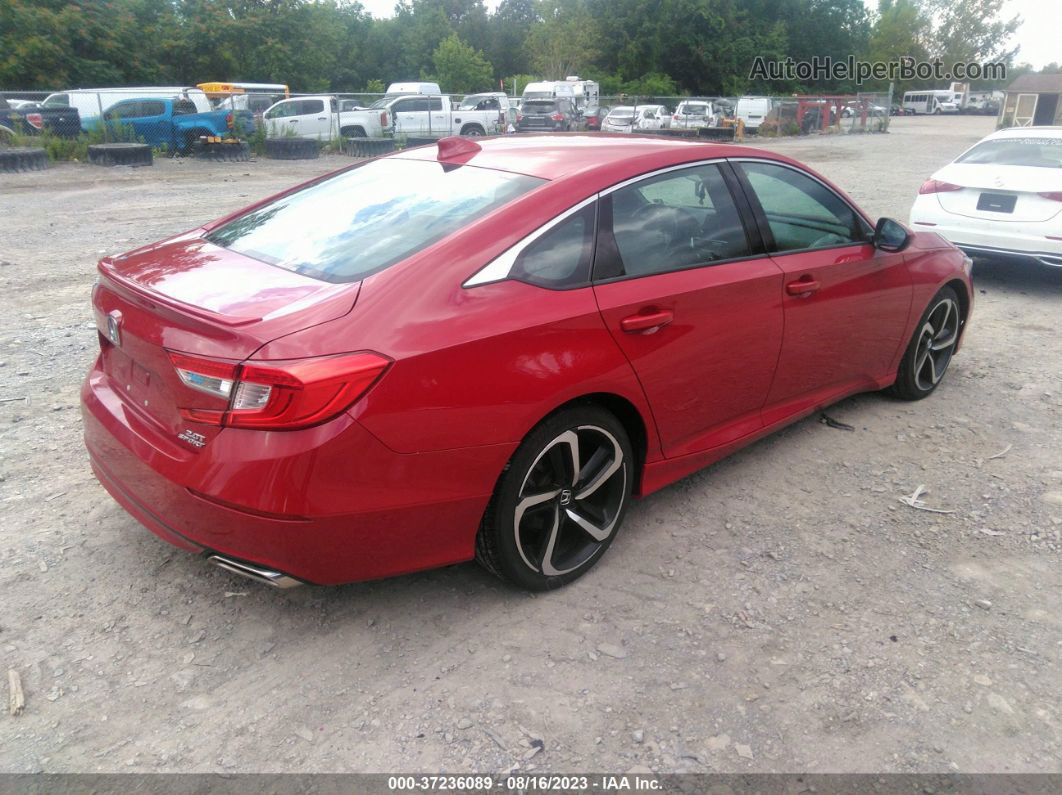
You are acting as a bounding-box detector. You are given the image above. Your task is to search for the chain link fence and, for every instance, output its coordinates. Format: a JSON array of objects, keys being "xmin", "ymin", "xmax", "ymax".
[{"xmin": 2, "ymin": 85, "xmax": 900, "ymax": 170}]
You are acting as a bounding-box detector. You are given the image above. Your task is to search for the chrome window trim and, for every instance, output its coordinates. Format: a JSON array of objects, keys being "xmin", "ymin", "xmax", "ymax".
[{"xmin": 462, "ymin": 157, "xmax": 728, "ymax": 288}]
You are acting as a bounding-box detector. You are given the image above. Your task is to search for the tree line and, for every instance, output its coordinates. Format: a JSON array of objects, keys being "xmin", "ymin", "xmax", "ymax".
[{"xmin": 0, "ymin": 0, "xmax": 1047, "ymax": 97}]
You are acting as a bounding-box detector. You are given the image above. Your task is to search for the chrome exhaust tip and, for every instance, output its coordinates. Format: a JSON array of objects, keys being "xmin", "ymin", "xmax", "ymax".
[{"xmin": 206, "ymin": 554, "xmax": 302, "ymax": 589}]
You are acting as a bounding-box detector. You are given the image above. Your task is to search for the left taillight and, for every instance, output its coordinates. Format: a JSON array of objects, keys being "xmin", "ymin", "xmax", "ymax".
[
  {"xmin": 551, "ymin": 112, "xmax": 564, "ymax": 121},
  {"xmin": 26, "ymin": 112, "xmax": 43, "ymax": 130},
  {"xmin": 168, "ymin": 351, "xmax": 391, "ymax": 431},
  {"xmin": 918, "ymin": 179, "xmax": 962, "ymax": 195}
]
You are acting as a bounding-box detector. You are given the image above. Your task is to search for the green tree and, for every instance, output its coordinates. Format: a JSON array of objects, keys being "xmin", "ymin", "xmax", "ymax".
[
  {"xmin": 430, "ymin": 33, "xmax": 494, "ymax": 92},
  {"xmin": 526, "ymin": 0, "xmax": 600, "ymax": 80}
]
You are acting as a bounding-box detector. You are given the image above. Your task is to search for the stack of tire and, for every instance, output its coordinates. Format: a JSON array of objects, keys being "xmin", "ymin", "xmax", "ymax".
[
  {"xmin": 264, "ymin": 138, "xmax": 319, "ymax": 160},
  {"xmin": 88, "ymin": 143, "xmax": 153, "ymax": 167},
  {"xmin": 343, "ymin": 138, "xmax": 396, "ymax": 157},
  {"xmin": 193, "ymin": 141, "xmax": 251, "ymax": 162},
  {"xmin": 0, "ymin": 147, "xmax": 48, "ymax": 173}
]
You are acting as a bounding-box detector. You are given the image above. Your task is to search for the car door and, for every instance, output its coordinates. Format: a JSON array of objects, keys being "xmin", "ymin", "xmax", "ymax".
[
  {"xmin": 262, "ymin": 99, "xmax": 300, "ymax": 136},
  {"xmin": 593, "ymin": 161, "xmax": 785, "ymax": 458},
  {"xmin": 732, "ymin": 159, "xmax": 913, "ymax": 424},
  {"xmin": 391, "ymin": 97, "xmax": 427, "ymax": 135},
  {"xmin": 293, "ymin": 98, "xmax": 330, "ymax": 139}
]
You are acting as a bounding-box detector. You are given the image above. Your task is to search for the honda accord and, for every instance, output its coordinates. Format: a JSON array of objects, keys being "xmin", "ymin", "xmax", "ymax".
[{"xmin": 82, "ymin": 135, "xmax": 973, "ymax": 590}]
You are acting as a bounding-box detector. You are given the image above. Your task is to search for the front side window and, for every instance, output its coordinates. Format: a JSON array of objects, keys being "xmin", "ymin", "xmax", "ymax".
[
  {"xmin": 597, "ymin": 163, "xmax": 751, "ymax": 280},
  {"xmin": 264, "ymin": 101, "xmax": 295, "ymax": 119},
  {"xmin": 738, "ymin": 161, "xmax": 868, "ymax": 252},
  {"xmin": 207, "ymin": 159, "xmax": 543, "ymax": 283}
]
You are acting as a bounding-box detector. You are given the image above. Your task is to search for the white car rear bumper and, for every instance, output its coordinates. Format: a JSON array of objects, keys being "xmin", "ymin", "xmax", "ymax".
[{"xmin": 910, "ymin": 196, "xmax": 1062, "ymax": 267}]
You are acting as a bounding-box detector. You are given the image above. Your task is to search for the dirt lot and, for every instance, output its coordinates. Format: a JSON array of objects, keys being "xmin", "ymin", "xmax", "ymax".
[{"xmin": 1, "ymin": 115, "xmax": 1059, "ymax": 774}]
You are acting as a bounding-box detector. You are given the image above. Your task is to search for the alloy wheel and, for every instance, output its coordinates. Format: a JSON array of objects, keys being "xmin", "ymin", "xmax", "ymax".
[
  {"xmin": 513, "ymin": 425, "xmax": 627, "ymax": 576},
  {"xmin": 912, "ymin": 296, "xmax": 960, "ymax": 391}
]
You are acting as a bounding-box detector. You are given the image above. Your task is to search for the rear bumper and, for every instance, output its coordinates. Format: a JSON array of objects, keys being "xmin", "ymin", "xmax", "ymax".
[
  {"xmin": 909, "ymin": 200, "xmax": 1062, "ymax": 267},
  {"xmin": 81, "ymin": 357, "xmax": 514, "ymax": 585}
]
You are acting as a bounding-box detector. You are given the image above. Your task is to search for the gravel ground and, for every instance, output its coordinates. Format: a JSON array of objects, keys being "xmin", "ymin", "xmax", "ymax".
[{"xmin": 1, "ymin": 115, "xmax": 1060, "ymax": 774}]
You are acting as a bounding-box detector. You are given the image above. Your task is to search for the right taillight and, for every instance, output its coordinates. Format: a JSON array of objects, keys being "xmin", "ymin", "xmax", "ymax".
[
  {"xmin": 1038, "ymin": 191, "xmax": 1062, "ymax": 202},
  {"xmin": 169, "ymin": 351, "xmax": 391, "ymax": 430},
  {"xmin": 380, "ymin": 111, "xmax": 388, "ymax": 127},
  {"xmin": 918, "ymin": 179, "xmax": 962, "ymax": 195}
]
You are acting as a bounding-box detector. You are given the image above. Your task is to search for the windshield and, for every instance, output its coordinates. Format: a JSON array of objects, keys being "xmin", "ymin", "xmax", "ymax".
[
  {"xmin": 206, "ymin": 159, "xmax": 544, "ymax": 283},
  {"xmin": 957, "ymin": 138, "xmax": 1062, "ymax": 168}
]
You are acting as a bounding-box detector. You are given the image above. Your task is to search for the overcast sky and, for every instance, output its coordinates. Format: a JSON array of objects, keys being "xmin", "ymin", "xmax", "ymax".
[{"xmin": 355, "ymin": 0, "xmax": 1056, "ymax": 70}]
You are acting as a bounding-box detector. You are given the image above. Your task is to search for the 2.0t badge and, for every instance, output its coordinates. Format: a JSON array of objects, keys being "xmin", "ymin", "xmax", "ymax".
[{"xmin": 177, "ymin": 429, "xmax": 207, "ymax": 448}]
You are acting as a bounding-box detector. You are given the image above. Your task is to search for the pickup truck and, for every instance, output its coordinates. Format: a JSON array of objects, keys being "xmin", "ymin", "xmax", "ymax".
[
  {"xmin": 379, "ymin": 91, "xmax": 510, "ymax": 137},
  {"xmin": 261, "ymin": 92, "xmax": 511, "ymax": 140},
  {"xmin": 262, "ymin": 95, "xmax": 390, "ymax": 139},
  {"xmin": 90, "ymin": 97, "xmax": 255, "ymax": 152},
  {"xmin": 0, "ymin": 95, "xmax": 81, "ymax": 138}
]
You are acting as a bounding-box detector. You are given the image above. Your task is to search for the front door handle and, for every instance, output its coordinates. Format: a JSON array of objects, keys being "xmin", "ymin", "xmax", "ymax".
[
  {"xmin": 620, "ymin": 309, "xmax": 674, "ymax": 334},
  {"xmin": 786, "ymin": 278, "xmax": 821, "ymax": 296}
]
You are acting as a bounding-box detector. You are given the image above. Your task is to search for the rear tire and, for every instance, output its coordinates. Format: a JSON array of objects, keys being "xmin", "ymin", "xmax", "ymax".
[
  {"xmin": 460, "ymin": 124, "xmax": 485, "ymax": 136},
  {"xmin": 890, "ymin": 286, "xmax": 962, "ymax": 400},
  {"xmin": 475, "ymin": 406, "xmax": 633, "ymax": 591}
]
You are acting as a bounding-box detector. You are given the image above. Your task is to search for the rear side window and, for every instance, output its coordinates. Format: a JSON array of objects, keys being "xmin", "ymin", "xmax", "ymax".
[
  {"xmin": 207, "ymin": 159, "xmax": 544, "ymax": 283},
  {"xmin": 510, "ymin": 203, "xmax": 596, "ymax": 289},
  {"xmin": 738, "ymin": 161, "xmax": 868, "ymax": 252},
  {"xmin": 299, "ymin": 99, "xmax": 324, "ymax": 115},
  {"xmin": 173, "ymin": 100, "xmax": 197, "ymax": 115}
]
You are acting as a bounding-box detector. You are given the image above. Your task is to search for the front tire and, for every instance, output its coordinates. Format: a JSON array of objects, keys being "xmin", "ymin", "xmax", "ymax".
[
  {"xmin": 890, "ymin": 286, "xmax": 962, "ymax": 400},
  {"xmin": 475, "ymin": 406, "xmax": 633, "ymax": 591}
]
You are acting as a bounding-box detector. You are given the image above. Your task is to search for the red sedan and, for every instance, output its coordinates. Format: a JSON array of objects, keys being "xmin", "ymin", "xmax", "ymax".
[{"xmin": 82, "ymin": 135, "xmax": 973, "ymax": 590}]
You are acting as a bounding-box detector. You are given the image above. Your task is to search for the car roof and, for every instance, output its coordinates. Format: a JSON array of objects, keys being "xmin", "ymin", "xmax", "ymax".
[{"xmin": 389, "ymin": 134, "xmax": 780, "ymax": 182}]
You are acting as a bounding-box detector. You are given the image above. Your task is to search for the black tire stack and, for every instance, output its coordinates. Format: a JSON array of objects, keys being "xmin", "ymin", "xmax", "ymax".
[
  {"xmin": 264, "ymin": 138, "xmax": 319, "ymax": 160},
  {"xmin": 88, "ymin": 143, "xmax": 153, "ymax": 167},
  {"xmin": 0, "ymin": 147, "xmax": 48, "ymax": 173},
  {"xmin": 193, "ymin": 141, "xmax": 251, "ymax": 162},
  {"xmin": 343, "ymin": 137, "xmax": 396, "ymax": 157}
]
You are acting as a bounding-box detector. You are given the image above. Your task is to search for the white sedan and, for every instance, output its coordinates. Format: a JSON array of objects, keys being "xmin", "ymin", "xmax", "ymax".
[
  {"xmin": 601, "ymin": 105, "xmax": 668, "ymax": 132},
  {"xmin": 909, "ymin": 127, "xmax": 1062, "ymax": 268}
]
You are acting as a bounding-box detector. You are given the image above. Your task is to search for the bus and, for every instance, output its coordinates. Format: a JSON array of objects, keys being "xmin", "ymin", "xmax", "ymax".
[
  {"xmin": 197, "ymin": 82, "xmax": 289, "ymax": 114},
  {"xmin": 902, "ymin": 90, "xmax": 960, "ymax": 115}
]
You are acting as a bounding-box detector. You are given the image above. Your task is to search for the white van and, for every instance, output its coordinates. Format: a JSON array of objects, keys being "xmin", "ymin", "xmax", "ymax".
[
  {"xmin": 902, "ymin": 90, "xmax": 960, "ymax": 115},
  {"xmin": 385, "ymin": 82, "xmax": 442, "ymax": 96},
  {"xmin": 43, "ymin": 87, "xmax": 211, "ymax": 129},
  {"xmin": 735, "ymin": 96, "xmax": 775, "ymax": 130}
]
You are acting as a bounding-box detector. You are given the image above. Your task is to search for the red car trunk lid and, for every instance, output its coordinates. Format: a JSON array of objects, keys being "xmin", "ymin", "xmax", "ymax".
[{"xmin": 93, "ymin": 234, "xmax": 359, "ymax": 443}]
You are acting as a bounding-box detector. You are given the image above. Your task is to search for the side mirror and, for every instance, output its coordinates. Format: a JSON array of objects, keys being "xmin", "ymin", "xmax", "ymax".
[{"xmin": 874, "ymin": 217, "xmax": 911, "ymax": 252}]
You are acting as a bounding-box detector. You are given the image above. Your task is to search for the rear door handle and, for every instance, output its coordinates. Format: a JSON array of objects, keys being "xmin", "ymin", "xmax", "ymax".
[
  {"xmin": 786, "ymin": 278, "xmax": 821, "ymax": 296},
  {"xmin": 620, "ymin": 309, "xmax": 674, "ymax": 333}
]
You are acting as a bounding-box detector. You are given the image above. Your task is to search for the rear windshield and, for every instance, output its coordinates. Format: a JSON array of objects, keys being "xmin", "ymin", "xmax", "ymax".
[
  {"xmin": 206, "ymin": 159, "xmax": 543, "ymax": 283},
  {"xmin": 523, "ymin": 100, "xmax": 557, "ymax": 113},
  {"xmin": 608, "ymin": 109, "xmax": 634, "ymax": 119},
  {"xmin": 678, "ymin": 104, "xmax": 709, "ymax": 114},
  {"xmin": 957, "ymin": 138, "xmax": 1062, "ymax": 168}
]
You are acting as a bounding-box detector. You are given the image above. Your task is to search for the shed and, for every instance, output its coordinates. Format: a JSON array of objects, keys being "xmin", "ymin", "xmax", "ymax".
[{"xmin": 999, "ymin": 73, "xmax": 1062, "ymax": 127}]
